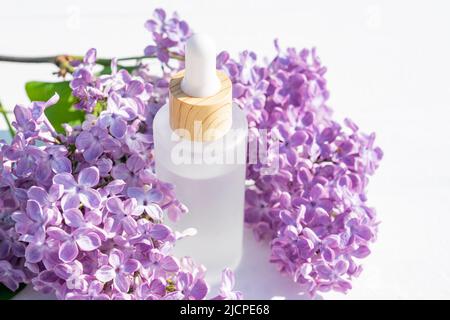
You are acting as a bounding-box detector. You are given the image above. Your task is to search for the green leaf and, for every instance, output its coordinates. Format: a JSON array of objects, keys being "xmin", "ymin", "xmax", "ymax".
[
  {"xmin": 0, "ymin": 283, "xmax": 26, "ymax": 300},
  {"xmin": 98, "ymin": 65, "xmax": 112, "ymax": 76},
  {"xmin": 25, "ymin": 81, "xmax": 85, "ymax": 132}
]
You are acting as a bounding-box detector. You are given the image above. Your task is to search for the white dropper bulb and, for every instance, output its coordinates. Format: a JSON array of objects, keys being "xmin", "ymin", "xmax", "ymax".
[{"xmin": 181, "ymin": 34, "xmax": 221, "ymax": 98}]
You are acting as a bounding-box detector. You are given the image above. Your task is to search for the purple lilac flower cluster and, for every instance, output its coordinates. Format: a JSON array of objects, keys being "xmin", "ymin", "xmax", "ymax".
[
  {"xmin": 144, "ymin": 8, "xmax": 191, "ymax": 67},
  {"xmin": 217, "ymin": 42, "xmax": 383, "ymax": 295},
  {"xmin": 0, "ymin": 47, "xmax": 241, "ymax": 299}
]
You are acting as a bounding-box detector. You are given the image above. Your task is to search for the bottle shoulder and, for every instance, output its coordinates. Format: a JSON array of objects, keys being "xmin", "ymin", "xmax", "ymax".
[
  {"xmin": 153, "ymin": 103, "xmax": 248, "ymax": 152},
  {"xmin": 153, "ymin": 103, "xmax": 248, "ymax": 179}
]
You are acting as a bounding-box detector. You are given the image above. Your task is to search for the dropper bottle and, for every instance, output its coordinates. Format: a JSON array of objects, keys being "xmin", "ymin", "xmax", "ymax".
[{"xmin": 153, "ymin": 34, "xmax": 248, "ymax": 285}]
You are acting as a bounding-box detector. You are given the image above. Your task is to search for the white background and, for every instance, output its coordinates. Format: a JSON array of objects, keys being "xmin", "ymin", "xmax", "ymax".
[{"xmin": 1, "ymin": 0, "xmax": 450, "ymax": 299}]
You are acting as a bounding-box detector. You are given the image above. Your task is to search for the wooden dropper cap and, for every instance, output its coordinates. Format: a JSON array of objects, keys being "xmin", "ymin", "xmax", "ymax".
[{"xmin": 169, "ymin": 34, "xmax": 232, "ymax": 142}]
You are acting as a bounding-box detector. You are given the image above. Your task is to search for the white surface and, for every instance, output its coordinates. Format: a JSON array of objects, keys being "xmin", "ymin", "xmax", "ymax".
[{"xmin": 1, "ymin": 0, "xmax": 450, "ymax": 299}]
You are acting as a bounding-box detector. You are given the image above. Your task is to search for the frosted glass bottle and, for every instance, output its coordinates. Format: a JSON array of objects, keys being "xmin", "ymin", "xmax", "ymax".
[{"xmin": 153, "ymin": 103, "xmax": 248, "ymax": 285}]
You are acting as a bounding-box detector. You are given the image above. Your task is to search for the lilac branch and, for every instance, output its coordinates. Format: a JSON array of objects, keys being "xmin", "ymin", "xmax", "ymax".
[
  {"xmin": 0, "ymin": 100, "xmax": 15, "ymax": 138},
  {"xmin": 0, "ymin": 52, "xmax": 184, "ymax": 66}
]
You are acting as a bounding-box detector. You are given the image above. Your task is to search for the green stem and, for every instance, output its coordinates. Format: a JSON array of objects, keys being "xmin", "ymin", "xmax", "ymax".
[
  {"xmin": 0, "ymin": 100, "xmax": 15, "ymax": 138},
  {"xmin": 0, "ymin": 55, "xmax": 56, "ymax": 63},
  {"xmin": 0, "ymin": 52, "xmax": 185, "ymax": 67}
]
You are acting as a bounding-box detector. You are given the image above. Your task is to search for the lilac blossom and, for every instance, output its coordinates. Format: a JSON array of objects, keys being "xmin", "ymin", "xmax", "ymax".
[
  {"xmin": 53, "ymin": 167, "xmax": 101, "ymax": 210},
  {"xmin": 212, "ymin": 268, "xmax": 243, "ymax": 300},
  {"xmin": 167, "ymin": 271, "xmax": 209, "ymax": 300},
  {"xmin": 53, "ymin": 261, "xmax": 88, "ymax": 291},
  {"xmin": 3, "ymin": 133, "xmax": 47, "ymax": 178},
  {"xmin": 70, "ymin": 48, "xmax": 105, "ymax": 112},
  {"xmin": 11, "ymin": 93, "xmax": 59, "ymax": 138},
  {"xmin": 0, "ymin": 261, "xmax": 27, "ymax": 291},
  {"xmin": 135, "ymin": 278, "xmax": 166, "ymax": 300},
  {"xmin": 0, "ymin": 228, "xmax": 25, "ymax": 260},
  {"xmin": 123, "ymin": 123, "xmax": 153, "ymax": 153},
  {"xmin": 105, "ymin": 197, "xmax": 140, "ymax": 235},
  {"xmin": 141, "ymin": 249, "xmax": 179, "ymax": 277},
  {"xmin": 41, "ymin": 145, "xmax": 72, "ymax": 174},
  {"xmin": 47, "ymin": 226, "xmax": 101, "ymax": 263},
  {"xmin": 113, "ymin": 79, "xmax": 146, "ymax": 114},
  {"xmin": 12, "ymin": 200, "xmax": 48, "ymax": 242},
  {"xmin": 95, "ymin": 249, "xmax": 139, "ymax": 293},
  {"xmin": 144, "ymin": 8, "xmax": 191, "ymax": 64},
  {"xmin": 27, "ymin": 185, "xmax": 63, "ymax": 225},
  {"xmin": 127, "ymin": 186, "xmax": 164, "ymax": 221},
  {"xmin": 98, "ymin": 94, "xmax": 133, "ymax": 139},
  {"xmin": 111, "ymin": 162, "xmax": 141, "ymax": 187},
  {"xmin": 75, "ymin": 126, "xmax": 119, "ymax": 162},
  {"xmin": 65, "ymin": 280, "xmax": 110, "ymax": 300}
]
